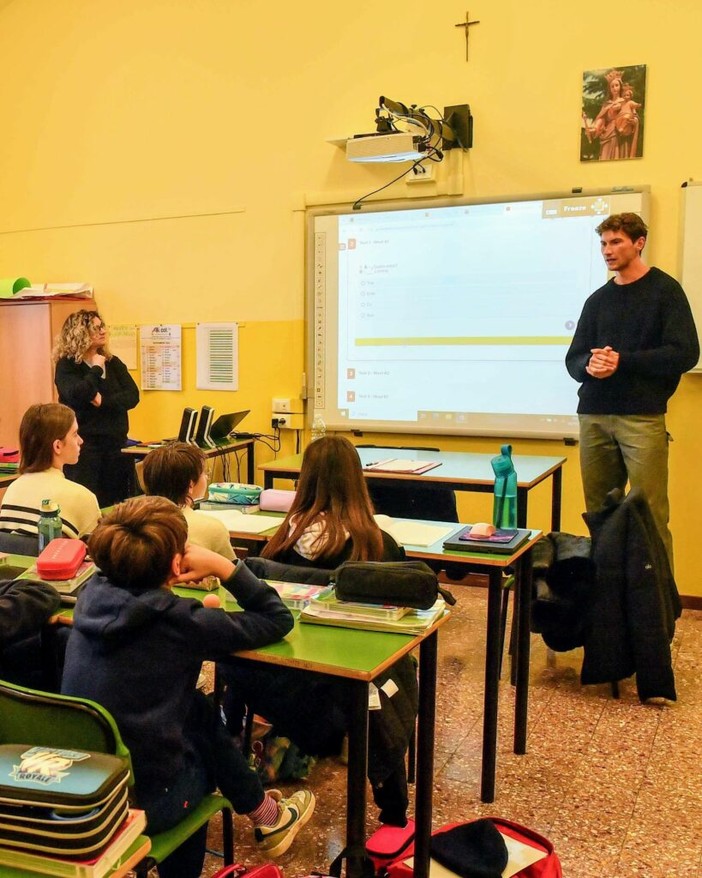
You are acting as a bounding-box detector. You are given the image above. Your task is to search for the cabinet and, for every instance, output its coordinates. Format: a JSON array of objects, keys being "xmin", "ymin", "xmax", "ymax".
[{"xmin": 0, "ymin": 299, "xmax": 92, "ymax": 446}]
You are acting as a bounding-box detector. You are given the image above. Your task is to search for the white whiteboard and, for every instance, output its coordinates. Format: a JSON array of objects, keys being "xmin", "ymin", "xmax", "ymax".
[{"xmin": 680, "ymin": 183, "xmax": 702, "ymax": 371}]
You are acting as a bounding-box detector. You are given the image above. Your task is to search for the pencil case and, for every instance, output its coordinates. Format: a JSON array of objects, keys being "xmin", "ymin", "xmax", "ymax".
[
  {"xmin": 259, "ymin": 489, "xmax": 296, "ymax": 512},
  {"xmin": 207, "ymin": 482, "xmax": 262, "ymax": 506},
  {"xmin": 37, "ymin": 539, "xmax": 87, "ymax": 580},
  {"xmin": 332, "ymin": 561, "xmax": 455, "ymax": 610}
]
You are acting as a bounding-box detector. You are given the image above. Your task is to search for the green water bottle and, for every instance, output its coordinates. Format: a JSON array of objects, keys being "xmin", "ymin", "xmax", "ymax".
[
  {"xmin": 38, "ymin": 499, "xmax": 62, "ymax": 552},
  {"xmin": 491, "ymin": 445, "xmax": 518, "ymax": 528}
]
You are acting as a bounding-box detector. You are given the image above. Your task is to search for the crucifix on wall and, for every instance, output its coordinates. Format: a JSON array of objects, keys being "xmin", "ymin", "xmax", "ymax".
[{"xmin": 455, "ymin": 12, "xmax": 480, "ymax": 61}]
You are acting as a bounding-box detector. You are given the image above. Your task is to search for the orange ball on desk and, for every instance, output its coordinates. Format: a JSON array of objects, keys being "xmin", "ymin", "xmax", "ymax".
[{"xmin": 202, "ymin": 593, "xmax": 221, "ymax": 608}]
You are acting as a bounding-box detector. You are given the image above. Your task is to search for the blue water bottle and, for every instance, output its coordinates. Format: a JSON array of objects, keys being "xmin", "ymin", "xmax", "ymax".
[{"xmin": 491, "ymin": 445, "xmax": 518, "ymax": 528}]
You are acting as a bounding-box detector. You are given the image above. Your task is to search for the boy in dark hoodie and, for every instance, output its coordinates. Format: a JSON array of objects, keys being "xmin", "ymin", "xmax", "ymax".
[{"xmin": 61, "ymin": 496, "xmax": 315, "ymax": 878}]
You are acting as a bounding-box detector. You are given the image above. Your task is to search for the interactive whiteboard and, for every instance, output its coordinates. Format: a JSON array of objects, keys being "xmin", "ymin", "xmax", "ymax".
[{"xmin": 307, "ymin": 188, "xmax": 649, "ymax": 439}]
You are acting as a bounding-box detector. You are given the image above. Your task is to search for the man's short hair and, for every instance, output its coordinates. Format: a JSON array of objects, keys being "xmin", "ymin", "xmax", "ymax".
[
  {"xmin": 595, "ymin": 212, "xmax": 648, "ymax": 242},
  {"xmin": 88, "ymin": 496, "xmax": 188, "ymax": 592},
  {"xmin": 142, "ymin": 442, "xmax": 205, "ymax": 506}
]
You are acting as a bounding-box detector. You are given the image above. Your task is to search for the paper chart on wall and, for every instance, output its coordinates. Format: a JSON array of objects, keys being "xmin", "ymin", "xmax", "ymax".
[{"xmin": 140, "ymin": 324, "xmax": 182, "ymax": 390}]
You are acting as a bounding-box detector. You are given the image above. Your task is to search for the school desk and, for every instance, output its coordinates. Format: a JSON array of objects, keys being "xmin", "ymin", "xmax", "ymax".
[
  {"xmin": 215, "ymin": 516, "xmax": 541, "ymax": 804},
  {"xmin": 260, "ymin": 448, "xmax": 565, "ymax": 530},
  {"xmin": 122, "ymin": 436, "xmax": 255, "ymax": 484},
  {"xmin": 218, "ymin": 595, "xmax": 450, "ymax": 878}
]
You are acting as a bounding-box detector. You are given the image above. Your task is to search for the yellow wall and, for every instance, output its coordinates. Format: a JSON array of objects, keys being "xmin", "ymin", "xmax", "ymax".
[{"xmin": 1, "ymin": 0, "xmax": 701, "ymax": 594}]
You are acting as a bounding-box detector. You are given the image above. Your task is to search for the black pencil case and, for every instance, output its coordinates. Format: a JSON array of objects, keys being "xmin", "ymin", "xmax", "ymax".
[{"xmin": 332, "ymin": 561, "xmax": 456, "ymax": 610}]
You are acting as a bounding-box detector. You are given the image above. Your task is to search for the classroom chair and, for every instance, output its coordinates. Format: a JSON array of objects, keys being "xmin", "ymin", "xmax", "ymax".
[
  {"xmin": 356, "ymin": 445, "xmax": 459, "ymax": 522},
  {"xmin": 0, "ymin": 678, "xmax": 234, "ymax": 876},
  {"xmin": 0, "ymin": 532, "xmax": 40, "ymax": 556}
]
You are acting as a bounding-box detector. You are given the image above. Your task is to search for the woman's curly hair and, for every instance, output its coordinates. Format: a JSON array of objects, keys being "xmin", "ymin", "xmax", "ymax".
[{"xmin": 52, "ymin": 309, "xmax": 112, "ymax": 364}]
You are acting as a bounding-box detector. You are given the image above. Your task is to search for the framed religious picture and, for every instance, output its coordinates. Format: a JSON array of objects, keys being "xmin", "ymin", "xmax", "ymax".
[{"xmin": 581, "ymin": 64, "xmax": 647, "ymax": 162}]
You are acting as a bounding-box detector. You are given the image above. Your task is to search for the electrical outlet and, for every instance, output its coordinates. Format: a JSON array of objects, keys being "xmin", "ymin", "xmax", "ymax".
[
  {"xmin": 272, "ymin": 397, "xmax": 292, "ymax": 413},
  {"xmin": 406, "ymin": 162, "xmax": 434, "ymax": 183},
  {"xmin": 278, "ymin": 413, "xmax": 304, "ymax": 430}
]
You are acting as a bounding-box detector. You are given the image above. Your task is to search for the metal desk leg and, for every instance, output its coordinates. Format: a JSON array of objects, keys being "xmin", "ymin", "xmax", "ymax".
[
  {"xmin": 517, "ymin": 487, "xmax": 528, "ymax": 529},
  {"xmin": 344, "ymin": 680, "xmax": 370, "ymax": 878},
  {"xmin": 246, "ymin": 444, "xmax": 255, "ymax": 484},
  {"xmin": 414, "ymin": 632, "xmax": 438, "ymax": 878},
  {"xmin": 264, "ymin": 472, "xmax": 274, "ymax": 489},
  {"xmin": 551, "ymin": 466, "xmax": 562, "ymax": 532},
  {"xmin": 513, "ymin": 550, "xmax": 533, "ymax": 754},
  {"xmin": 481, "ymin": 568, "xmax": 503, "ymax": 802}
]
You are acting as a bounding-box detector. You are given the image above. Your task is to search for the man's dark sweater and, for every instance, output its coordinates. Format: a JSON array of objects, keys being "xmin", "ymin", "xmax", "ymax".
[{"xmin": 565, "ymin": 267, "xmax": 699, "ymax": 414}]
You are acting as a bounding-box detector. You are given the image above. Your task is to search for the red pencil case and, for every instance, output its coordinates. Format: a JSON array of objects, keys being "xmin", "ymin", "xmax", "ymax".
[
  {"xmin": 37, "ymin": 538, "xmax": 87, "ymax": 580},
  {"xmin": 0, "ymin": 446, "xmax": 19, "ymax": 463}
]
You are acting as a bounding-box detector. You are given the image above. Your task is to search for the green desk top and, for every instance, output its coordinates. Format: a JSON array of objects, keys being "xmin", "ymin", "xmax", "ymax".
[
  {"xmin": 176, "ymin": 584, "xmax": 448, "ymax": 681},
  {"xmin": 1, "ymin": 554, "xmax": 445, "ymax": 684},
  {"xmin": 260, "ymin": 448, "xmax": 565, "ymax": 489}
]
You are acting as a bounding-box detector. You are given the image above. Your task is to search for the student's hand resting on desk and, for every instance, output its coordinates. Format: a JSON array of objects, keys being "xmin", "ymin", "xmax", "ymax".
[{"xmin": 172, "ymin": 542, "xmax": 237, "ymax": 585}]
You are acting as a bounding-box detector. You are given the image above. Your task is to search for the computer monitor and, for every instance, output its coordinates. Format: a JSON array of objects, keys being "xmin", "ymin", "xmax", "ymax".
[
  {"xmin": 194, "ymin": 406, "xmax": 215, "ymax": 448},
  {"xmin": 177, "ymin": 408, "xmax": 198, "ymax": 444}
]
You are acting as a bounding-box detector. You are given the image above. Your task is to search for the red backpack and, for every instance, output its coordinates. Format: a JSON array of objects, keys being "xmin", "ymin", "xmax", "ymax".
[{"xmin": 383, "ymin": 818, "xmax": 562, "ymax": 878}]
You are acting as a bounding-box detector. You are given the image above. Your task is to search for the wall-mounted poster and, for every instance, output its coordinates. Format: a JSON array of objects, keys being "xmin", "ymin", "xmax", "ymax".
[{"xmin": 581, "ymin": 64, "xmax": 646, "ymax": 162}]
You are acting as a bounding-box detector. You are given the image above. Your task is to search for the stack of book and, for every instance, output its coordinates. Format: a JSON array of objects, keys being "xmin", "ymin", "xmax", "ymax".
[
  {"xmin": 265, "ymin": 580, "xmax": 333, "ymax": 611},
  {"xmin": 0, "ymin": 808, "xmax": 146, "ymax": 877},
  {"xmin": 301, "ymin": 592, "xmax": 446, "ymax": 634},
  {"xmin": 17, "ymin": 561, "xmax": 97, "ymax": 604}
]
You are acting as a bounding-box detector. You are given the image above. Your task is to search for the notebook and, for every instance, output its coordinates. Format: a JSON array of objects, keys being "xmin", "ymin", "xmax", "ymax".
[{"xmin": 442, "ymin": 526, "xmax": 531, "ymax": 555}]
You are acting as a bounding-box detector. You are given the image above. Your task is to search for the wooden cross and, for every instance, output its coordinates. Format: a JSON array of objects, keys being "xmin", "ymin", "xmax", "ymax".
[{"xmin": 455, "ymin": 12, "xmax": 480, "ymax": 61}]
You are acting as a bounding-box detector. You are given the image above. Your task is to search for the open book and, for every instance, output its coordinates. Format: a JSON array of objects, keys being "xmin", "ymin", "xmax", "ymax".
[{"xmin": 363, "ymin": 458, "xmax": 442, "ymax": 475}]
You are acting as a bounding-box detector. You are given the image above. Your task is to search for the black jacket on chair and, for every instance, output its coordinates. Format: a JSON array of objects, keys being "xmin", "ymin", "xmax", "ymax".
[{"xmin": 582, "ymin": 488, "xmax": 681, "ymax": 702}]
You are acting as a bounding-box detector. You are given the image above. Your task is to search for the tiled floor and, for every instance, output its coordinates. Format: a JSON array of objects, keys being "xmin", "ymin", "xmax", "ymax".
[{"xmin": 196, "ymin": 588, "xmax": 702, "ymax": 878}]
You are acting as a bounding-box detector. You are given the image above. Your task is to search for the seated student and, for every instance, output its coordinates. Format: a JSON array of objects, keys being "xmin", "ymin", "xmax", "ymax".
[
  {"xmin": 0, "ymin": 403, "xmax": 100, "ymax": 540},
  {"xmin": 61, "ymin": 497, "xmax": 315, "ymax": 878},
  {"xmin": 142, "ymin": 441, "xmax": 234, "ymax": 560},
  {"xmin": 0, "ymin": 574, "xmax": 61, "ymax": 688},
  {"xmin": 222, "ymin": 436, "xmax": 415, "ymax": 830},
  {"xmin": 261, "ymin": 434, "xmax": 405, "ymax": 566}
]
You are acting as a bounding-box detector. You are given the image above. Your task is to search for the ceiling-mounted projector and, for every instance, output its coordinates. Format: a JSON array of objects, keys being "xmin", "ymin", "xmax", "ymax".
[
  {"xmin": 342, "ymin": 96, "xmax": 472, "ymax": 164},
  {"xmin": 346, "ymin": 132, "xmax": 426, "ymax": 163}
]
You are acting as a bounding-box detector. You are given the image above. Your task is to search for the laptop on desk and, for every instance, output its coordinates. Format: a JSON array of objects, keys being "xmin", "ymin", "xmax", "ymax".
[{"xmin": 210, "ymin": 410, "xmax": 250, "ymax": 444}]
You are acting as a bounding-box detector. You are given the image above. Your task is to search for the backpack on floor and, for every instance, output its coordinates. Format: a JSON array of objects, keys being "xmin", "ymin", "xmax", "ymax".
[{"xmin": 383, "ymin": 818, "xmax": 562, "ymax": 878}]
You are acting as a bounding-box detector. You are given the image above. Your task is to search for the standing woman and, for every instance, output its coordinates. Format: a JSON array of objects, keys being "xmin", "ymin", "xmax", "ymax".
[{"xmin": 53, "ymin": 310, "xmax": 139, "ymax": 507}]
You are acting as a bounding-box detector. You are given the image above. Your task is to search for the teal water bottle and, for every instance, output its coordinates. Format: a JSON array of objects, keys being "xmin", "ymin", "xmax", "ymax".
[
  {"xmin": 491, "ymin": 445, "xmax": 518, "ymax": 528},
  {"xmin": 38, "ymin": 499, "xmax": 62, "ymax": 552}
]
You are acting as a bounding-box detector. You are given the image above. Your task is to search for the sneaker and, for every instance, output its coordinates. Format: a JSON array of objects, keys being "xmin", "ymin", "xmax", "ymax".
[{"xmin": 254, "ymin": 788, "xmax": 316, "ymax": 858}]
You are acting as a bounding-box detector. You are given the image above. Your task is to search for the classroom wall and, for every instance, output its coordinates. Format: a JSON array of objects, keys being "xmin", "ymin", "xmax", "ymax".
[{"xmin": 1, "ymin": 0, "xmax": 701, "ymax": 594}]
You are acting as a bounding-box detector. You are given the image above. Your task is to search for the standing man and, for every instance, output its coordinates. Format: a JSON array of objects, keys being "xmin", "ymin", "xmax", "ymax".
[{"xmin": 566, "ymin": 212, "xmax": 699, "ymax": 567}]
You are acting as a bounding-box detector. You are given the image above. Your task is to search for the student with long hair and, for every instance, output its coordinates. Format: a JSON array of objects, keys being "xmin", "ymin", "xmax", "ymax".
[
  {"xmin": 142, "ymin": 442, "xmax": 235, "ymax": 560},
  {"xmin": 0, "ymin": 403, "xmax": 100, "ymax": 540},
  {"xmin": 223, "ymin": 435, "xmax": 415, "ymax": 831},
  {"xmin": 262, "ymin": 435, "xmax": 403, "ymax": 566},
  {"xmin": 53, "ymin": 309, "xmax": 139, "ymax": 507}
]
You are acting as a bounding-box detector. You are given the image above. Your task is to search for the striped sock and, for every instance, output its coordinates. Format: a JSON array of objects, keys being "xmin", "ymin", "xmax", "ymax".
[{"xmin": 248, "ymin": 794, "xmax": 278, "ymax": 827}]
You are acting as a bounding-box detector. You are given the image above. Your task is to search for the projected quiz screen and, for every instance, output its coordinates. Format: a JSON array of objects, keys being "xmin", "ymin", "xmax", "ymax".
[{"xmin": 309, "ymin": 191, "xmax": 647, "ymax": 439}]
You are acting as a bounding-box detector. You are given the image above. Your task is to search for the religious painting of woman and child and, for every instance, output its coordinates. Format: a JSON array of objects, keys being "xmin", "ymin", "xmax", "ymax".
[{"xmin": 581, "ymin": 64, "xmax": 646, "ymax": 161}]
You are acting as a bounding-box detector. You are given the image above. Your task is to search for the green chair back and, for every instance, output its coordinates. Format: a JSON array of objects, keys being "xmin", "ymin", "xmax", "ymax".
[{"xmin": 0, "ymin": 678, "xmax": 234, "ymax": 874}]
